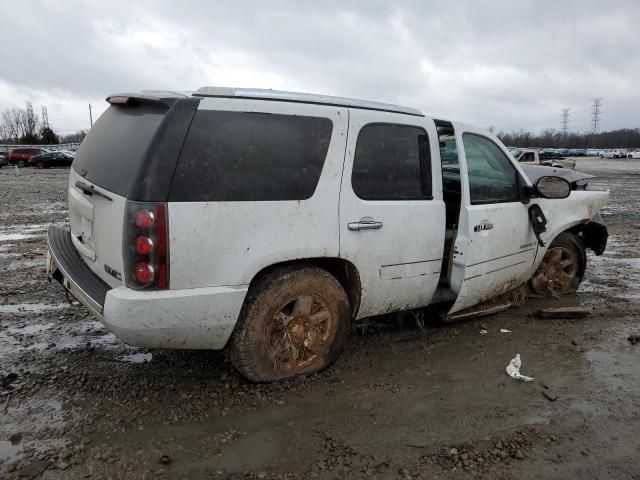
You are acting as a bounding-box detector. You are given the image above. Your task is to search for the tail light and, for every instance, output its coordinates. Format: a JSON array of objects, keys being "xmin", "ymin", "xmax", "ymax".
[{"xmin": 124, "ymin": 201, "xmax": 169, "ymax": 289}]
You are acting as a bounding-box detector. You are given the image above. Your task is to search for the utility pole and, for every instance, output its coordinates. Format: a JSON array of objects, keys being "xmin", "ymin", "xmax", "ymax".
[
  {"xmin": 591, "ymin": 97, "xmax": 603, "ymax": 134},
  {"xmin": 89, "ymin": 103, "xmax": 93, "ymax": 128},
  {"xmin": 561, "ymin": 108, "xmax": 570, "ymax": 143}
]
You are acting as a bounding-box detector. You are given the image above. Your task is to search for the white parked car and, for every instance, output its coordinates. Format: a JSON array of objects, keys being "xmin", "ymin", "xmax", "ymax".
[
  {"xmin": 600, "ymin": 149, "xmax": 626, "ymax": 159},
  {"xmin": 627, "ymin": 150, "xmax": 640, "ymax": 159},
  {"xmin": 46, "ymin": 87, "xmax": 609, "ymax": 381}
]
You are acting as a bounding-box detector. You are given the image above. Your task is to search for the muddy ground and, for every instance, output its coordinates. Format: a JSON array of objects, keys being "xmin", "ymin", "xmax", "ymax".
[{"xmin": 1, "ymin": 158, "xmax": 639, "ymax": 479}]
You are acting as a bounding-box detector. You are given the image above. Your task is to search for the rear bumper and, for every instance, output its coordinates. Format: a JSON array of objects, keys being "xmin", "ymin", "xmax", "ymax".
[
  {"xmin": 47, "ymin": 225, "xmax": 247, "ymax": 349},
  {"xmin": 47, "ymin": 225, "xmax": 109, "ymax": 319},
  {"xmin": 103, "ymin": 285, "xmax": 247, "ymax": 349}
]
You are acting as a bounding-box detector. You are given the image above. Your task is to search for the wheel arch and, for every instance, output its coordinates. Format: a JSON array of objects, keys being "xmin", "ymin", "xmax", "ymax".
[
  {"xmin": 247, "ymin": 257, "xmax": 362, "ymax": 319},
  {"xmin": 566, "ymin": 218, "xmax": 608, "ymax": 256}
]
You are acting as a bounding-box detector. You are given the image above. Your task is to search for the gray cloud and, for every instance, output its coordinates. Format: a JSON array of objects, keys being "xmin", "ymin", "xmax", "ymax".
[{"xmin": 0, "ymin": 0, "xmax": 638, "ymax": 134}]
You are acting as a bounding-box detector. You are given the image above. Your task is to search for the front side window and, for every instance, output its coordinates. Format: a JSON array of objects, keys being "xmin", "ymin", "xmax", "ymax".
[
  {"xmin": 462, "ymin": 133, "xmax": 520, "ymax": 204},
  {"xmin": 352, "ymin": 124, "xmax": 431, "ymax": 200},
  {"xmin": 170, "ymin": 111, "xmax": 333, "ymax": 202}
]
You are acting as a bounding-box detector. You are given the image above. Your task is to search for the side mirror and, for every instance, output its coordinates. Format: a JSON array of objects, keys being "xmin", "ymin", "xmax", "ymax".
[{"xmin": 536, "ymin": 176, "xmax": 571, "ymax": 199}]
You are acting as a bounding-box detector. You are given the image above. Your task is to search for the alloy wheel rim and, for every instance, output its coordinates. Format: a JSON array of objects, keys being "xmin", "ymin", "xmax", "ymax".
[
  {"xmin": 265, "ymin": 294, "xmax": 336, "ymax": 373},
  {"xmin": 531, "ymin": 246, "xmax": 579, "ymax": 296}
]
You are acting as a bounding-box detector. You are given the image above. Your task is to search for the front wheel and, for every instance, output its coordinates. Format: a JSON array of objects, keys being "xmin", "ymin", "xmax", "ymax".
[
  {"xmin": 17, "ymin": 160, "xmax": 25, "ymax": 168},
  {"xmin": 36, "ymin": 161, "xmax": 45, "ymax": 169},
  {"xmin": 229, "ymin": 265, "xmax": 351, "ymax": 382},
  {"xmin": 530, "ymin": 232, "xmax": 586, "ymax": 296}
]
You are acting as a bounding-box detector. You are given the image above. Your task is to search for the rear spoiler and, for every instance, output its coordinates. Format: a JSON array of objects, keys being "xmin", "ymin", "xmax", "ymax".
[{"xmin": 106, "ymin": 91, "xmax": 190, "ymax": 108}]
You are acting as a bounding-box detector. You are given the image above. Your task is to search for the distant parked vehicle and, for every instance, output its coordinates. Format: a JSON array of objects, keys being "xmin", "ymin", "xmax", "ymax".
[
  {"xmin": 514, "ymin": 148, "xmax": 575, "ymax": 169},
  {"xmin": 568, "ymin": 148, "xmax": 586, "ymax": 156},
  {"xmin": 586, "ymin": 149, "xmax": 600, "ymax": 156},
  {"xmin": 29, "ymin": 151, "xmax": 74, "ymax": 169},
  {"xmin": 538, "ymin": 148, "xmax": 562, "ymax": 159},
  {"xmin": 0, "ymin": 152, "xmax": 8, "ymax": 168},
  {"xmin": 627, "ymin": 150, "xmax": 640, "ymax": 159},
  {"xmin": 8, "ymin": 147, "xmax": 49, "ymax": 167}
]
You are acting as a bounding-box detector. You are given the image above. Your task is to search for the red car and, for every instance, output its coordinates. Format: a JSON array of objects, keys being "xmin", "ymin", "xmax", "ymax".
[{"xmin": 8, "ymin": 147, "xmax": 49, "ymax": 167}]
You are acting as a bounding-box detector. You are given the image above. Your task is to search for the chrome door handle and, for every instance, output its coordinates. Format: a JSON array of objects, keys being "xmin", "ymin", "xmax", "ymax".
[{"xmin": 347, "ymin": 217, "xmax": 383, "ymax": 231}]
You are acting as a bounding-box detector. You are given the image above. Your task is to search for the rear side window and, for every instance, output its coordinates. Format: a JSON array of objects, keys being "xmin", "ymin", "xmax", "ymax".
[
  {"xmin": 72, "ymin": 104, "xmax": 167, "ymax": 196},
  {"xmin": 169, "ymin": 111, "xmax": 333, "ymax": 202},
  {"xmin": 351, "ymin": 123, "xmax": 432, "ymax": 200}
]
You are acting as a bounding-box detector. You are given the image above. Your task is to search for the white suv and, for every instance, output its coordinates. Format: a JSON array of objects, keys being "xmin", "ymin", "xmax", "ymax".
[{"xmin": 47, "ymin": 87, "xmax": 609, "ymax": 381}]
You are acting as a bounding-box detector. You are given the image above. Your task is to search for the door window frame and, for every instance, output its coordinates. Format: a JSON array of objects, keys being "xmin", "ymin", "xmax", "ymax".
[
  {"xmin": 350, "ymin": 122, "xmax": 433, "ymax": 202},
  {"xmin": 460, "ymin": 132, "xmax": 525, "ymax": 206}
]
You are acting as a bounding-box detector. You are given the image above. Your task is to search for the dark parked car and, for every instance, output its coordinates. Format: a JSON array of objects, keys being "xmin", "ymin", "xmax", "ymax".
[
  {"xmin": 29, "ymin": 151, "xmax": 74, "ymax": 169},
  {"xmin": 0, "ymin": 152, "xmax": 8, "ymax": 168},
  {"xmin": 8, "ymin": 148, "xmax": 49, "ymax": 167}
]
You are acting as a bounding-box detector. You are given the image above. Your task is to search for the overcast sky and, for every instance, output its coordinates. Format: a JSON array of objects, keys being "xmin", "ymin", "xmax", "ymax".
[{"xmin": 0, "ymin": 0, "xmax": 638, "ymax": 135}]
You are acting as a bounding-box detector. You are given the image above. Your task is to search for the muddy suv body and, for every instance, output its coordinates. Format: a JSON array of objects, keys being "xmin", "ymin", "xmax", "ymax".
[{"xmin": 47, "ymin": 87, "xmax": 609, "ymax": 381}]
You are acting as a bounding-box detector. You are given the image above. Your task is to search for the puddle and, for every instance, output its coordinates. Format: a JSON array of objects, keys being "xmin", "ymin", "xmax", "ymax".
[
  {"xmin": 120, "ymin": 352, "xmax": 153, "ymax": 364},
  {"xmin": 0, "ymin": 303, "xmax": 68, "ymax": 314},
  {"xmin": 6, "ymin": 258, "xmax": 44, "ymax": 270},
  {"xmin": 0, "ymin": 224, "xmax": 48, "ymax": 242},
  {"xmin": 0, "ymin": 232, "xmax": 40, "ymax": 242}
]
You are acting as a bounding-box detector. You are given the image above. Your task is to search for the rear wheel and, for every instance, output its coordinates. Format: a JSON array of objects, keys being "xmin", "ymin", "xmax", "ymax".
[
  {"xmin": 36, "ymin": 161, "xmax": 45, "ymax": 169},
  {"xmin": 530, "ymin": 232, "xmax": 586, "ymax": 296},
  {"xmin": 229, "ymin": 265, "xmax": 350, "ymax": 382},
  {"xmin": 17, "ymin": 160, "xmax": 25, "ymax": 168}
]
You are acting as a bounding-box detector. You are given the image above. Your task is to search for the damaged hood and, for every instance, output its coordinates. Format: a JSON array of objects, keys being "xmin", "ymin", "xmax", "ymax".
[{"xmin": 521, "ymin": 165, "xmax": 593, "ymax": 185}]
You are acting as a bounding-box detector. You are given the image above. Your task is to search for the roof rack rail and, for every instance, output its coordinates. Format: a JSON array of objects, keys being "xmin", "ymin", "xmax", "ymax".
[{"xmin": 193, "ymin": 87, "xmax": 424, "ymax": 117}]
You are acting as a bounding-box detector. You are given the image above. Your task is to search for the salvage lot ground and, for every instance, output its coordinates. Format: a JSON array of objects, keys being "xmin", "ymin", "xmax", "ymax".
[{"xmin": 1, "ymin": 158, "xmax": 640, "ymax": 479}]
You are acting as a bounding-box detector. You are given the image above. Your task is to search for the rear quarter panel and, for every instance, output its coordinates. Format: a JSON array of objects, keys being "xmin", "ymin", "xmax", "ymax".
[{"xmin": 168, "ymin": 99, "xmax": 349, "ymax": 289}]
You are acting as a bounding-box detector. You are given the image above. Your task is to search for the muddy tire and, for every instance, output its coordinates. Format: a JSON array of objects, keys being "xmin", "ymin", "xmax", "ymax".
[
  {"xmin": 229, "ymin": 265, "xmax": 351, "ymax": 382},
  {"xmin": 530, "ymin": 232, "xmax": 586, "ymax": 296},
  {"xmin": 17, "ymin": 160, "xmax": 25, "ymax": 168},
  {"xmin": 36, "ymin": 161, "xmax": 45, "ymax": 169}
]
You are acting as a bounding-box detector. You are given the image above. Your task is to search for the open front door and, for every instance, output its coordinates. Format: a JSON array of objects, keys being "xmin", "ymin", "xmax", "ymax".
[{"xmin": 448, "ymin": 126, "xmax": 539, "ymax": 314}]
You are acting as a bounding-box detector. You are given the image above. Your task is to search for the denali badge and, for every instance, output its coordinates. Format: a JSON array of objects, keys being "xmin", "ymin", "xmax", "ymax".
[{"xmin": 104, "ymin": 264, "xmax": 122, "ymax": 281}]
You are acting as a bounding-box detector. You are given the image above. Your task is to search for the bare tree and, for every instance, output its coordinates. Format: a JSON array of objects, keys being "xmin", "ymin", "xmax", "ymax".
[
  {"xmin": 1, "ymin": 108, "xmax": 27, "ymax": 143},
  {"xmin": 22, "ymin": 101, "xmax": 40, "ymax": 144},
  {"xmin": 0, "ymin": 101, "xmax": 43, "ymax": 144}
]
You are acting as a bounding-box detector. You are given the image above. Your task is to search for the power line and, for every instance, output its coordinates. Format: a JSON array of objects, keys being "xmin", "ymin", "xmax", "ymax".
[{"xmin": 591, "ymin": 97, "xmax": 603, "ymax": 133}]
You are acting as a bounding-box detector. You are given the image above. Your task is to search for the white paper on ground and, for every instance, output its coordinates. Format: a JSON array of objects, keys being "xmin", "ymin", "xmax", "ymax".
[
  {"xmin": 506, "ymin": 354, "xmax": 534, "ymax": 382},
  {"xmin": 500, "ymin": 328, "xmax": 512, "ymax": 333}
]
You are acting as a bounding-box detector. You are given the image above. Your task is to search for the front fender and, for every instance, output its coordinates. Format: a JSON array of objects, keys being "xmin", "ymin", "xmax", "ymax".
[
  {"xmin": 573, "ymin": 214, "xmax": 608, "ymax": 255},
  {"xmin": 537, "ymin": 190, "xmax": 609, "ymax": 252}
]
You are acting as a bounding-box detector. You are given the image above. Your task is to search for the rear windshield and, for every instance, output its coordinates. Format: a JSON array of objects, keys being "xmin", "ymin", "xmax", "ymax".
[
  {"xmin": 169, "ymin": 110, "xmax": 333, "ymax": 202},
  {"xmin": 72, "ymin": 104, "xmax": 166, "ymax": 196}
]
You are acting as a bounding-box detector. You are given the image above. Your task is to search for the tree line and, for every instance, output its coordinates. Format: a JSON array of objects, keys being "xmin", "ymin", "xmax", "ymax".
[
  {"xmin": 494, "ymin": 127, "xmax": 640, "ymax": 149},
  {"xmin": 0, "ymin": 101, "xmax": 87, "ymax": 145}
]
